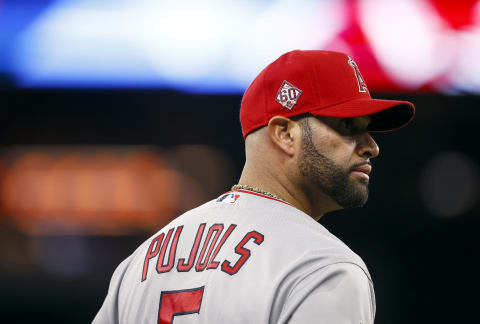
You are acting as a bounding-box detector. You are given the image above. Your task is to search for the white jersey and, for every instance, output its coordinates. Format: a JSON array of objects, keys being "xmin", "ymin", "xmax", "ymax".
[{"xmin": 93, "ymin": 189, "xmax": 376, "ymax": 324}]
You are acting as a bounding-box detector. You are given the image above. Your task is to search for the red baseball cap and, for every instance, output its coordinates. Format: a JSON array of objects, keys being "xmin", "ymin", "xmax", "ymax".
[{"xmin": 240, "ymin": 50, "xmax": 415, "ymax": 138}]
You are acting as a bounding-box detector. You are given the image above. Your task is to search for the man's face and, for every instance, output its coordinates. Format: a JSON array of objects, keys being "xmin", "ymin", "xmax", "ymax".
[{"xmin": 297, "ymin": 115, "xmax": 379, "ymax": 209}]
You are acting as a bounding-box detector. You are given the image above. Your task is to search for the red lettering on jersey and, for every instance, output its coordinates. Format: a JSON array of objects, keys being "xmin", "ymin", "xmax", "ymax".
[
  {"xmin": 207, "ymin": 224, "xmax": 236, "ymax": 270},
  {"xmin": 144, "ymin": 224, "xmax": 263, "ymax": 279},
  {"xmin": 153, "ymin": 228, "xmax": 174, "ymax": 273},
  {"xmin": 142, "ymin": 233, "xmax": 165, "ymax": 281},
  {"xmin": 195, "ymin": 224, "xmax": 223, "ymax": 272},
  {"xmin": 157, "ymin": 226, "xmax": 183, "ymax": 273},
  {"xmin": 177, "ymin": 223, "xmax": 206, "ymax": 272},
  {"xmin": 221, "ymin": 231, "xmax": 264, "ymax": 275}
]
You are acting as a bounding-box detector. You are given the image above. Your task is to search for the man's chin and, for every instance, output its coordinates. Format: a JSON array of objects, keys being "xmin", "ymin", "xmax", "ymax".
[
  {"xmin": 338, "ymin": 183, "xmax": 369, "ymax": 208},
  {"xmin": 339, "ymin": 197, "xmax": 368, "ymax": 209}
]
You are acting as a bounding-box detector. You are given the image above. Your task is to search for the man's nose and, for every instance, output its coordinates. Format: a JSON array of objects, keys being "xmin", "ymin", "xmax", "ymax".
[{"xmin": 357, "ymin": 133, "xmax": 380, "ymax": 159}]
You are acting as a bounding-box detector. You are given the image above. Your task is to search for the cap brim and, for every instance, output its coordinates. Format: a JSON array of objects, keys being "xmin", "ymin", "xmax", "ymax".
[{"xmin": 309, "ymin": 98, "xmax": 415, "ymax": 131}]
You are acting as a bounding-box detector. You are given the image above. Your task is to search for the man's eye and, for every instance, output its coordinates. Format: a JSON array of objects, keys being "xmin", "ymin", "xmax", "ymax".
[{"xmin": 341, "ymin": 119, "xmax": 354, "ymax": 130}]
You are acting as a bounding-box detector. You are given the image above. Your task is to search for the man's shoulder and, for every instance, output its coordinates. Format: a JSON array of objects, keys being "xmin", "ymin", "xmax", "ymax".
[
  {"xmin": 208, "ymin": 191, "xmax": 371, "ymax": 279},
  {"xmin": 258, "ymin": 212, "xmax": 370, "ymax": 278},
  {"xmin": 187, "ymin": 191, "xmax": 365, "ymax": 266}
]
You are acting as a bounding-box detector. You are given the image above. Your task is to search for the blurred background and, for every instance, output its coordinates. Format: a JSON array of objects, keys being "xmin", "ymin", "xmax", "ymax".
[{"xmin": 1, "ymin": 0, "xmax": 479, "ymax": 323}]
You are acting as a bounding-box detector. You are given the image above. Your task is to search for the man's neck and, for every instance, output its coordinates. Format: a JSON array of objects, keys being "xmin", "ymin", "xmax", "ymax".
[{"xmin": 237, "ymin": 165, "xmax": 335, "ymax": 220}]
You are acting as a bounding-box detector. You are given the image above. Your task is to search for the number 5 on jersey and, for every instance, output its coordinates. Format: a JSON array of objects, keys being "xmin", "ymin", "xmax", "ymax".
[{"xmin": 158, "ymin": 287, "xmax": 205, "ymax": 324}]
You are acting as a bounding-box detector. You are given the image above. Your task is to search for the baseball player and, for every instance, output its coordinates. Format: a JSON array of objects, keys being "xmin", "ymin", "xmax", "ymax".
[{"xmin": 93, "ymin": 50, "xmax": 414, "ymax": 324}]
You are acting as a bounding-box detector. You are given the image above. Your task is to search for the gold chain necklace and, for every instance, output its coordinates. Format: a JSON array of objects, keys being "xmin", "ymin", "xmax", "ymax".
[{"xmin": 231, "ymin": 184, "xmax": 289, "ymax": 204}]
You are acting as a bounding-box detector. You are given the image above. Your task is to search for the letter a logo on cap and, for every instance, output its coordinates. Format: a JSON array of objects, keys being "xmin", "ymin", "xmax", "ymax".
[
  {"xmin": 348, "ymin": 57, "xmax": 368, "ymax": 93},
  {"xmin": 275, "ymin": 80, "xmax": 302, "ymax": 110}
]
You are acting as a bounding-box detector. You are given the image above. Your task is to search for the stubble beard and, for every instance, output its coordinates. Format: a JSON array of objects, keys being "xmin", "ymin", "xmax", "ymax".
[{"xmin": 297, "ymin": 119, "xmax": 369, "ymax": 209}]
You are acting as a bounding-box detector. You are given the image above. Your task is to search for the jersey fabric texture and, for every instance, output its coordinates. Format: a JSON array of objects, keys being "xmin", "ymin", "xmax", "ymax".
[{"xmin": 93, "ymin": 190, "xmax": 376, "ymax": 324}]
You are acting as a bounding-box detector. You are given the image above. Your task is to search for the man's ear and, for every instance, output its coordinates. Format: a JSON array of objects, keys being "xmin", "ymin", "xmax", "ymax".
[{"xmin": 267, "ymin": 116, "xmax": 300, "ymax": 157}]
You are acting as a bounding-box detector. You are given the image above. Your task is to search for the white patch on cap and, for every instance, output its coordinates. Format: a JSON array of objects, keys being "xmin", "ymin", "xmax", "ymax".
[
  {"xmin": 348, "ymin": 57, "xmax": 368, "ymax": 93},
  {"xmin": 275, "ymin": 80, "xmax": 302, "ymax": 110}
]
